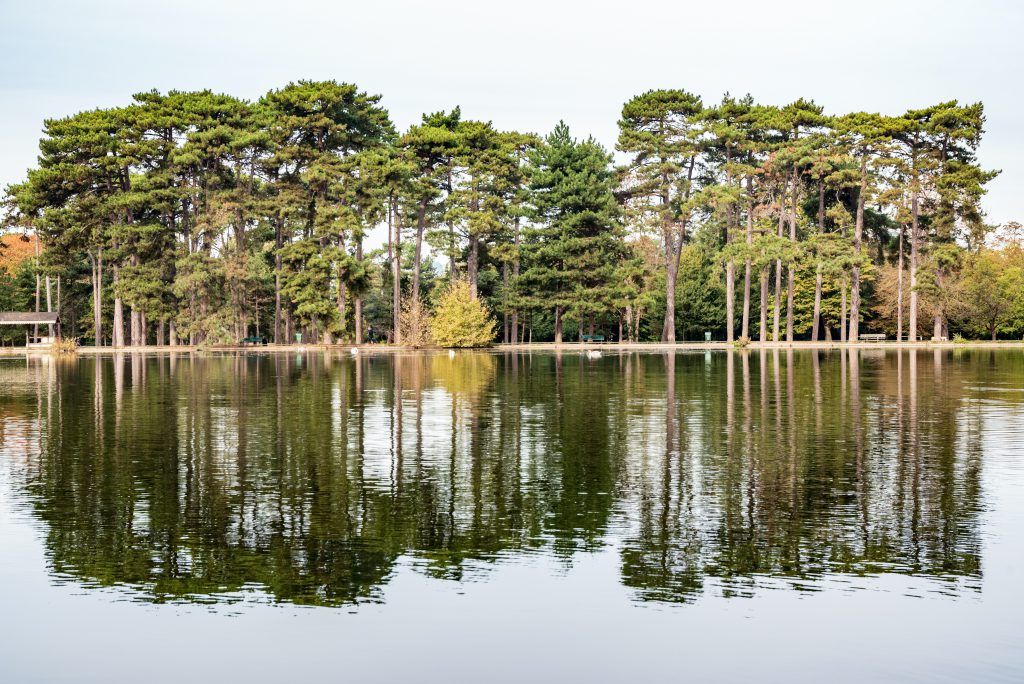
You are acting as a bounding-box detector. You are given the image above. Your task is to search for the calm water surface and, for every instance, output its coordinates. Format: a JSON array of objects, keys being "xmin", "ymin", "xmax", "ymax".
[{"xmin": 1, "ymin": 349, "xmax": 1022, "ymax": 682}]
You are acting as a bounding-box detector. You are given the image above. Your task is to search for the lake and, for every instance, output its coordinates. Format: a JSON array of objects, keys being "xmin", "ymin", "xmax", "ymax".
[{"xmin": 1, "ymin": 349, "xmax": 1022, "ymax": 682}]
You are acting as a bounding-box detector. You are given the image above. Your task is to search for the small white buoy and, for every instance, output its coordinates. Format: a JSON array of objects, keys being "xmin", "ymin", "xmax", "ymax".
[
  {"xmin": 448, "ymin": 350, "xmax": 456, "ymax": 359},
  {"xmin": 350, "ymin": 347, "xmax": 359, "ymax": 356}
]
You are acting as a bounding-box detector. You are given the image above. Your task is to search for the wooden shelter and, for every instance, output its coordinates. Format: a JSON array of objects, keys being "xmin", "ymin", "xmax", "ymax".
[{"xmin": 0, "ymin": 312, "xmax": 59, "ymax": 347}]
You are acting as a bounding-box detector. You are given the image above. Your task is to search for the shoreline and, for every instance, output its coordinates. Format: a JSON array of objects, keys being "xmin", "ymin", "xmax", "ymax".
[{"xmin": 3, "ymin": 340, "xmax": 1024, "ymax": 357}]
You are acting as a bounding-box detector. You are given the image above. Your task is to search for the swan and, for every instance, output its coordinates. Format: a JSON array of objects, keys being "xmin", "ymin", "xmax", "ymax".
[
  {"xmin": 586, "ymin": 350, "xmax": 602, "ymax": 359},
  {"xmin": 350, "ymin": 347, "xmax": 359, "ymax": 355}
]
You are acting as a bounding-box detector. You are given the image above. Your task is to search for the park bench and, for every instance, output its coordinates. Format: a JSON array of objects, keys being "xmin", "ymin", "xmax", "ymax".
[
  {"xmin": 581, "ymin": 334, "xmax": 606, "ymax": 343},
  {"xmin": 240, "ymin": 336, "xmax": 268, "ymax": 346},
  {"xmin": 859, "ymin": 333, "xmax": 886, "ymax": 343}
]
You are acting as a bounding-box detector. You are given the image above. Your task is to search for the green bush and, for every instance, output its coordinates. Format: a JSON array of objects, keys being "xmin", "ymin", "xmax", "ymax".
[{"xmin": 429, "ymin": 281, "xmax": 496, "ymax": 348}]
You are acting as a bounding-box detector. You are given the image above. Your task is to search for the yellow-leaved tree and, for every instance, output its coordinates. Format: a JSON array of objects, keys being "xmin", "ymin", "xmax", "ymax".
[{"xmin": 430, "ymin": 281, "xmax": 496, "ymax": 348}]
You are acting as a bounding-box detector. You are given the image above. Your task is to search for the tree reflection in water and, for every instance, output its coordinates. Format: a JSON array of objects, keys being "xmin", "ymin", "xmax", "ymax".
[{"xmin": 0, "ymin": 348, "xmax": 1004, "ymax": 606}]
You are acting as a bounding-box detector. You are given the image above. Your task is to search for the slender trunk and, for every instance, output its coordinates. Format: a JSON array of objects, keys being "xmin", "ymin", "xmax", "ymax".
[
  {"xmin": 337, "ymin": 271, "xmax": 347, "ymax": 340},
  {"xmin": 773, "ymin": 261, "xmax": 782, "ymax": 341},
  {"xmin": 501, "ymin": 264, "xmax": 509, "ymax": 344},
  {"xmin": 759, "ymin": 265, "xmax": 769, "ymax": 343},
  {"xmin": 112, "ymin": 260, "xmax": 125, "ymax": 347},
  {"xmin": 391, "ymin": 198, "xmax": 402, "ymax": 345},
  {"xmin": 355, "ymin": 236, "xmax": 364, "ymax": 344},
  {"xmin": 664, "ymin": 250, "xmax": 678, "ymax": 342},
  {"xmin": 725, "ymin": 184, "xmax": 735, "ymax": 342},
  {"xmin": 726, "ymin": 261, "xmax": 736, "ymax": 343},
  {"xmin": 897, "ymin": 223, "xmax": 905, "ymax": 342},
  {"xmin": 412, "ymin": 197, "xmax": 427, "ymax": 303},
  {"xmin": 510, "ymin": 216, "xmax": 521, "ymax": 344},
  {"xmin": 811, "ymin": 181, "xmax": 824, "ymax": 343},
  {"xmin": 811, "ymin": 264, "xmax": 822, "ymax": 342},
  {"xmin": 909, "ymin": 188, "xmax": 920, "ymax": 342},
  {"xmin": 45, "ymin": 274, "xmax": 53, "ymax": 339},
  {"xmin": 55, "ymin": 275, "xmax": 61, "ymax": 338},
  {"xmin": 554, "ymin": 306, "xmax": 563, "ymax": 344},
  {"xmin": 34, "ymin": 239, "xmax": 40, "ymax": 340},
  {"xmin": 840, "ymin": 280, "xmax": 848, "ymax": 342},
  {"xmin": 661, "ymin": 158, "xmax": 693, "ymax": 344},
  {"xmin": 94, "ymin": 249, "xmax": 104, "ymax": 346},
  {"xmin": 467, "ymin": 234, "xmax": 479, "ymax": 299},
  {"xmin": 786, "ymin": 172, "xmax": 797, "ymax": 342},
  {"xmin": 741, "ymin": 177, "xmax": 753, "ymax": 340},
  {"xmin": 773, "ymin": 187, "xmax": 784, "ymax": 342},
  {"xmin": 274, "ymin": 216, "xmax": 283, "ymax": 344},
  {"xmin": 169, "ymin": 320, "xmax": 178, "ymax": 346},
  {"xmin": 849, "ymin": 155, "xmax": 867, "ymax": 342}
]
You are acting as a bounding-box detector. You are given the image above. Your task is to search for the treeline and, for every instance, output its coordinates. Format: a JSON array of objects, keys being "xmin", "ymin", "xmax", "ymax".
[{"xmin": 2, "ymin": 81, "xmax": 1020, "ymax": 345}]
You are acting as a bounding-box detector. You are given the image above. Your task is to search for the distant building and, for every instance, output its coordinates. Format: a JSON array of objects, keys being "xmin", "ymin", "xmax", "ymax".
[{"xmin": 0, "ymin": 312, "xmax": 59, "ymax": 347}]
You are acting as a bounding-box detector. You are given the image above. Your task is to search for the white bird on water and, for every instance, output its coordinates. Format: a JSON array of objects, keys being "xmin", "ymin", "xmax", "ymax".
[
  {"xmin": 586, "ymin": 350, "xmax": 602, "ymax": 359},
  {"xmin": 448, "ymin": 350, "xmax": 456, "ymax": 359},
  {"xmin": 350, "ymin": 347, "xmax": 359, "ymax": 356}
]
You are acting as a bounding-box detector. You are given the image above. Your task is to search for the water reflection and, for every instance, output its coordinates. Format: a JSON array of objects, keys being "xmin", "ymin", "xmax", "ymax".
[{"xmin": 1, "ymin": 348, "xmax": 1010, "ymax": 606}]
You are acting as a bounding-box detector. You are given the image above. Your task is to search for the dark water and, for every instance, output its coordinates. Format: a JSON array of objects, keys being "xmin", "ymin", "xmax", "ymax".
[{"xmin": 1, "ymin": 349, "xmax": 1022, "ymax": 682}]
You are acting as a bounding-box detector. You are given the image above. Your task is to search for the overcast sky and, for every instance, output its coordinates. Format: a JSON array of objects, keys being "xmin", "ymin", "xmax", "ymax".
[{"xmin": 2, "ymin": 0, "xmax": 1021, "ymax": 232}]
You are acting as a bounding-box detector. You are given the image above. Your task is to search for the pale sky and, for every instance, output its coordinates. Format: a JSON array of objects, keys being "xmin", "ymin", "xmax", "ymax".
[{"xmin": 2, "ymin": 0, "xmax": 1021, "ymax": 233}]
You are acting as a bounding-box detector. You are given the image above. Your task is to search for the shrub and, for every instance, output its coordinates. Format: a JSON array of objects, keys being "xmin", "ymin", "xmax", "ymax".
[
  {"xmin": 733, "ymin": 336, "xmax": 751, "ymax": 349},
  {"xmin": 50, "ymin": 337, "xmax": 79, "ymax": 354},
  {"xmin": 399, "ymin": 295, "xmax": 433, "ymax": 348},
  {"xmin": 429, "ymin": 280, "xmax": 496, "ymax": 348}
]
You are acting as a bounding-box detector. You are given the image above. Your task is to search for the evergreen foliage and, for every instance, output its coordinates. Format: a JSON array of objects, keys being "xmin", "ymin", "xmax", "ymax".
[{"xmin": 1, "ymin": 83, "xmax": 1013, "ymax": 345}]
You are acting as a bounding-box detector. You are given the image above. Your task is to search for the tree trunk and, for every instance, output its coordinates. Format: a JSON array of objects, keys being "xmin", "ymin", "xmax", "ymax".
[
  {"xmin": 55, "ymin": 275, "xmax": 62, "ymax": 338},
  {"xmin": 811, "ymin": 265, "xmax": 822, "ymax": 342},
  {"xmin": 355, "ymin": 236, "xmax": 364, "ymax": 344},
  {"xmin": 741, "ymin": 177, "xmax": 754, "ymax": 340},
  {"xmin": 391, "ymin": 198, "xmax": 402, "ymax": 345},
  {"xmin": 897, "ymin": 224, "xmax": 905, "ymax": 342},
  {"xmin": 786, "ymin": 173, "xmax": 797, "ymax": 343},
  {"xmin": 337, "ymin": 273, "xmax": 347, "ymax": 340},
  {"xmin": 169, "ymin": 320, "xmax": 178, "ymax": 346},
  {"xmin": 412, "ymin": 197, "xmax": 427, "ymax": 303},
  {"xmin": 840, "ymin": 281, "xmax": 848, "ymax": 343},
  {"xmin": 502, "ymin": 262, "xmax": 510, "ymax": 344},
  {"xmin": 773, "ymin": 259, "xmax": 782, "ymax": 342},
  {"xmin": 849, "ymin": 155, "xmax": 867, "ymax": 342},
  {"xmin": 34, "ymin": 239, "xmax": 40, "ymax": 340},
  {"xmin": 909, "ymin": 189, "xmax": 920, "ymax": 342},
  {"xmin": 663, "ymin": 252, "xmax": 677, "ymax": 343},
  {"xmin": 274, "ymin": 216, "xmax": 283, "ymax": 345},
  {"xmin": 92, "ymin": 250, "xmax": 103, "ymax": 346},
  {"xmin": 112, "ymin": 261, "xmax": 125, "ymax": 347},
  {"xmin": 773, "ymin": 188, "xmax": 784, "ymax": 342},
  {"xmin": 510, "ymin": 216, "xmax": 521, "ymax": 344},
  {"xmin": 759, "ymin": 265, "xmax": 769, "ymax": 343},
  {"xmin": 467, "ymin": 234, "xmax": 479, "ymax": 299},
  {"xmin": 726, "ymin": 261, "xmax": 736, "ymax": 343},
  {"xmin": 45, "ymin": 274, "xmax": 53, "ymax": 339},
  {"xmin": 554, "ymin": 306, "xmax": 563, "ymax": 344}
]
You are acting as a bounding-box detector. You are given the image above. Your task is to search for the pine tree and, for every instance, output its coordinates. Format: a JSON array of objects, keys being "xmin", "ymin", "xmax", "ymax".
[{"xmin": 521, "ymin": 122, "xmax": 627, "ymax": 343}]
